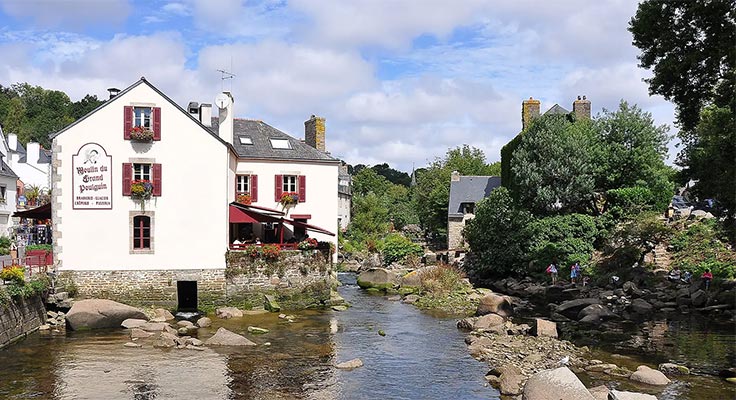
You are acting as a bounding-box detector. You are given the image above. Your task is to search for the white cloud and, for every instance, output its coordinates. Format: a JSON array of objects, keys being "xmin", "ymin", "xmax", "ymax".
[
  {"xmin": 162, "ymin": 2, "xmax": 190, "ymax": 16},
  {"xmin": 0, "ymin": 0, "xmax": 131, "ymax": 30}
]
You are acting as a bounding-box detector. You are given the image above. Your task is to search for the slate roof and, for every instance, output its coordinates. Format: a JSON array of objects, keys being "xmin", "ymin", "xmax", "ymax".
[
  {"xmin": 210, "ymin": 118, "xmax": 338, "ymax": 162},
  {"xmin": 448, "ymin": 176, "xmax": 502, "ymax": 217},
  {"xmin": 544, "ymin": 104, "xmax": 570, "ymax": 115},
  {"xmin": 0, "ymin": 160, "xmax": 19, "ymax": 179},
  {"xmin": 18, "ymin": 148, "xmax": 51, "ymax": 164}
]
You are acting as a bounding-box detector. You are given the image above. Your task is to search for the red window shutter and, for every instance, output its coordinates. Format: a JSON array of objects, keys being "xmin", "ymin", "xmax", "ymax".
[
  {"xmin": 251, "ymin": 175, "xmax": 258, "ymax": 202},
  {"xmin": 274, "ymin": 175, "xmax": 283, "ymax": 201},
  {"xmin": 122, "ymin": 163, "xmax": 132, "ymax": 195},
  {"xmin": 298, "ymin": 175, "xmax": 306, "ymax": 203},
  {"xmin": 152, "ymin": 163, "xmax": 162, "ymax": 196},
  {"xmin": 153, "ymin": 107, "xmax": 161, "ymax": 140},
  {"xmin": 123, "ymin": 106, "xmax": 133, "ymax": 140}
]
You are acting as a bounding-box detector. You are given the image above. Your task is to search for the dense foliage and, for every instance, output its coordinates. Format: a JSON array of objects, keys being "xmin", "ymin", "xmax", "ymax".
[
  {"xmin": 379, "ymin": 233, "xmax": 423, "ymax": 265},
  {"xmin": 0, "ymin": 83, "xmax": 104, "ymax": 148},
  {"xmin": 670, "ymin": 219, "xmax": 736, "ymax": 279}
]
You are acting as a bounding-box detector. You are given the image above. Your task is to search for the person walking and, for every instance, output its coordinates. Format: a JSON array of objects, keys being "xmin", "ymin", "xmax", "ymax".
[
  {"xmin": 546, "ymin": 262, "xmax": 558, "ymax": 285},
  {"xmin": 701, "ymin": 269, "xmax": 713, "ymax": 291}
]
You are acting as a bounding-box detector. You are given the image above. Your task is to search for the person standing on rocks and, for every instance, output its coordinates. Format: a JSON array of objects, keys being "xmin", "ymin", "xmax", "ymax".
[
  {"xmin": 701, "ymin": 269, "xmax": 713, "ymax": 291},
  {"xmin": 546, "ymin": 262, "xmax": 558, "ymax": 285},
  {"xmin": 570, "ymin": 262, "xmax": 581, "ymax": 285}
]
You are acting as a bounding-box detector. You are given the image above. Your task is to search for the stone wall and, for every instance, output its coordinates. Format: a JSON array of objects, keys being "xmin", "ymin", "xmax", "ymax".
[
  {"xmin": 448, "ymin": 216, "xmax": 465, "ymax": 250},
  {"xmin": 0, "ymin": 295, "xmax": 46, "ymax": 348},
  {"xmin": 60, "ymin": 250, "xmax": 332, "ymax": 309}
]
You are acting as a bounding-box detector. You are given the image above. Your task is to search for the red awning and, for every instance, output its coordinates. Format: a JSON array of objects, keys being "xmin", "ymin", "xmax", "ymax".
[
  {"xmin": 13, "ymin": 203, "xmax": 51, "ymax": 219},
  {"xmin": 283, "ymin": 218, "xmax": 335, "ymax": 236},
  {"xmin": 229, "ymin": 205, "xmax": 259, "ymax": 223}
]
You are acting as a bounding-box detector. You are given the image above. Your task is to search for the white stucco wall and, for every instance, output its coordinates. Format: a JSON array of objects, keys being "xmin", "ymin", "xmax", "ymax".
[
  {"xmin": 234, "ymin": 159, "xmax": 338, "ymax": 247},
  {"xmin": 53, "ymin": 82, "xmax": 230, "ymax": 270},
  {"xmin": 9, "ymin": 156, "xmax": 50, "ymax": 190},
  {"xmin": 0, "ymin": 174, "xmax": 17, "ymax": 237}
]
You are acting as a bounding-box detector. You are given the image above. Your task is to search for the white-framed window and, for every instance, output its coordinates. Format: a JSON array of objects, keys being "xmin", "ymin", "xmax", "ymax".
[
  {"xmin": 283, "ymin": 175, "xmax": 297, "ymax": 192},
  {"xmin": 239, "ymin": 137, "xmax": 253, "ymax": 145},
  {"xmin": 133, "ymin": 163, "xmax": 151, "ymax": 181},
  {"xmin": 270, "ymin": 138, "xmax": 291, "ymax": 149},
  {"xmin": 134, "ymin": 107, "xmax": 152, "ymax": 128},
  {"xmin": 236, "ymin": 175, "xmax": 250, "ymax": 193}
]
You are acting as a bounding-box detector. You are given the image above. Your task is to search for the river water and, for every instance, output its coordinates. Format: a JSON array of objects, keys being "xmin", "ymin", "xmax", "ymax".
[{"xmin": 0, "ymin": 273, "xmax": 494, "ymax": 399}]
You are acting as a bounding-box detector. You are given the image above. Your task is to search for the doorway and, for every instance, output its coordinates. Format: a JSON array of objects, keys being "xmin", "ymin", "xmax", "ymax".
[{"xmin": 176, "ymin": 281, "xmax": 197, "ymax": 311}]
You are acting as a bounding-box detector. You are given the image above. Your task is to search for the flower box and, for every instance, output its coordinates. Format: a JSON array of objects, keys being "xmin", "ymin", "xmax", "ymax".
[
  {"xmin": 236, "ymin": 193, "xmax": 252, "ymax": 204},
  {"xmin": 130, "ymin": 126, "xmax": 154, "ymax": 142},
  {"xmin": 279, "ymin": 192, "xmax": 299, "ymax": 207},
  {"xmin": 131, "ymin": 180, "xmax": 154, "ymax": 200}
]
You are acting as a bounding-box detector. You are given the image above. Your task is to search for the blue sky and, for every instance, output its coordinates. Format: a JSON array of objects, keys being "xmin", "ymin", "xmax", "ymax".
[{"xmin": 0, "ymin": 0, "xmax": 677, "ymax": 172}]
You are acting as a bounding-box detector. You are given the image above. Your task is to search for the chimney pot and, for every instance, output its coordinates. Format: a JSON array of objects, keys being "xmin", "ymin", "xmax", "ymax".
[
  {"xmin": 304, "ymin": 115, "xmax": 326, "ymax": 152},
  {"xmin": 107, "ymin": 87, "xmax": 120, "ymax": 99},
  {"xmin": 522, "ymin": 97, "xmax": 541, "ymax": 130},
  {"xmin": 573, "ymin": 95, "xmax": 591, "ymax": 120},
  {"xmin": 199, "ymin": 103, "xmax": 212, "ymax": 127}
]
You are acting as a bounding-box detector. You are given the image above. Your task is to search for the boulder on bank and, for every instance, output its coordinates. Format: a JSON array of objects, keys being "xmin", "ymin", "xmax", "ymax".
[
  {"xmin": 474, "ymin": 314, "xmax": 505, "ymax": 330},
  {"xmin": 196, "ymin": 317, "xmax": 212, "ymax": 328},
  {"xmin": 658, "ymin": 362, "xmax": 690, "ymax": 375},
  {"xmin": 609, "ymin": 390, "xmax": 658, "ymax": 400},
  {"xmin": 522, "ymin": 367, "xmax": 594, "ymax": 400},
  {"xmin": 357, "ymin": 268, "xmax": 398, "ymax": 291},
  {"xmin": 578, "ymin": 304, "xmax": 619, "ymax": 323},
  {"xmin": 629, "ymin": 365, "xmax": 671, "ymax": 386},
  {"xmin": 555, "ymin": 298, "xmax": 599, "ymax": 319},
  {"xmin": 530, "ymin": 318, "xmax": 558, "ymax": 338},
  {"xmin": 66, "ymin": 299, "xmax": 148, "ymax": 330},
  {"xmin": 476, "ymin": 293, "xmax": 514, "ymax": 318},
  {"xmin": 497, "ymin": 364, "xmax": 524, "ymax": 395},
  {"xmin": 121, "ymin": 318, "xmax": 148, "ymax": 329},
  {"xmin": 400, "ymin": 270, "xmax": 422, "ymax": 288},
  {"xmin": 216, "ymin": 307, "xmax": 244, "ymax": 319},
  {"xmin": 204, "ymin": 327, "xmax": 256, "ymax": 346},
  {"xmin": 153, "ymin": 308, "xmax": 175, "ymax": 321},
  {"xmin": 628, "ymin": 299, "xmax": 654, "ymax": 316}
]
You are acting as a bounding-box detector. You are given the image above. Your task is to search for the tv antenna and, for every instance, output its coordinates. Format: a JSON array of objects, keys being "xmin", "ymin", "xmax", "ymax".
[{"xmin": 217, "ymin": 68, "xmax": 235, "ymax": 91}]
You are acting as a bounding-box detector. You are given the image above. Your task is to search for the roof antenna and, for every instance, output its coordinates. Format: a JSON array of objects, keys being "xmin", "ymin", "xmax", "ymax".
[{"xmin": 217, "ymin": 68, "xmax": 235, "ymax": 92}]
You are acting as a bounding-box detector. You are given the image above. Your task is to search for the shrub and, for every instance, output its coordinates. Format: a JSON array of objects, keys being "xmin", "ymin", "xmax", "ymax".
[
  {"xmin": 528, "ymin": 213, "xmax": 598, "ymax": 271},
  {"xmin": 671, "ymin": 219, "xmax": 736, "ymax": 279},
  {"xmin": 27, "ymin": 244, "xmax": 52, "ymax": 252},
  {"xmin": 0, "ymin": 266, "xmax": 24, "ymax": 284},
  {"xmin": 606, "ymin": 186, "xmax": 653, "ymax": 213},
  {"xmin": 380, "ymin": 233, "xmax": 422, "ymax": 265},
  {"xmin": 262, "ymin": 245, "xmax": 280, "ymax": 260},
  {"xmin": 244, "ymin": 245, "xmax": 262, "ymax": 258},
  {"xmin": 419, "ymin": 264, "xmax": 466, "ymax": 294},
  {"xmin": 0, "ymin": 236, "xmax": 11, "ymax": 248}
]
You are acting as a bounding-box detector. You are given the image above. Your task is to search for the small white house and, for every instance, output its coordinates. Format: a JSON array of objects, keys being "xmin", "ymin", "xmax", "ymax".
[{"xmin": 50, "ymin": 77, "xmax": 339, "ymax": 305}]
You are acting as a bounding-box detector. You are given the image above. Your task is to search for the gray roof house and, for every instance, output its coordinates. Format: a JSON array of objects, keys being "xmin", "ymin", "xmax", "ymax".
[{"xmin": 447, "ymin": 172, "xmax": 501, "ymax": 250}]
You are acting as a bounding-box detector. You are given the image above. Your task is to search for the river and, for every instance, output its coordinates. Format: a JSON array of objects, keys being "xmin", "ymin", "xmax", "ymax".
[{"xmin": 0, "ymin": 273, "xmax": 494, "ymax": 399}]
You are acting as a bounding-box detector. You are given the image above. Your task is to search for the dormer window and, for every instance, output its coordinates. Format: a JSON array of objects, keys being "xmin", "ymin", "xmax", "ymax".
[{"xmin": 461, "ymin": 202, "xmax": 475, "ymax": 214}]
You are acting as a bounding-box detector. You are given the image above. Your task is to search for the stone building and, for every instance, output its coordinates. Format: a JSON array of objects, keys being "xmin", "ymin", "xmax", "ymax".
[{"xmin": 447, "ymin": 171, "xmax": 501, "ymax": 250}]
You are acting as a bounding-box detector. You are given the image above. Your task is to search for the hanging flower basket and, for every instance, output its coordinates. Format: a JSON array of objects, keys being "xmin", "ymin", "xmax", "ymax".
[
  {"xmin": 236, "ymin": 193, "xmax": 252, "ymax": 205},
  {"xmin": 279, "ymin": 192, "xmax": 299, "ymax": 208},
  {"xmin": 131, "ymin": 180, "xmax": 154, "ymax": 200},
  {"xmin": 130, "ymin": 126, "xmax": 154, "ymax": 141}
]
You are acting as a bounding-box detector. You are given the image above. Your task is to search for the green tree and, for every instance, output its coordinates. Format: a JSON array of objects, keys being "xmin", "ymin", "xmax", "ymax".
[
  {"xmin": 352, "ymin": 168, "xmax": 391, "ymax": 197},
  {"xmin": 414, "ymin": 145, "xmax": 498, "ymax": 241},
  {"xmin": 70, "ymin": 94, "xmax": 105, "ymax": 120},
  {"xmin": 349, "ymin": 192, "xmax": 389, "ymax": 241},
  {"xmin": 629, "ymin": 0, "xmax": 736, "ymax": 133},
  {"xmin": 464, "ymin": 187, "xmax": 533, "ymax": 278},
  {"xmin": 371, "ymin": 163, "xmax": 412, "ymax": 187},
  {"xmin": 511, "ymin": 114, "xmax": 598, "ymax": 215}
]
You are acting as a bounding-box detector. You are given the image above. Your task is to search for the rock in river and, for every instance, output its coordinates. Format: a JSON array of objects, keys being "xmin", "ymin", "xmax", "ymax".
[
  {"xmin": 205, "ymin": 327, "xmax": 256, "ymax": 346},
  {"xmin": 522, "ymin": 367, "xmax": 594, "ymax": 400},
  {"xmin": 629, "ymin": 365, "xmax": 671, "ymax": 386},
  {"xmin": 335, "ymin": 358, "xmax": 363, "ymax": 370},
  {"xmin": 608, "ymin": 390, "xmax": 658, "ymax": 400},
  {"xmin": 66, "ymin": 299, "xmax": 148, "ymax": 330},
  {"xmin": 476, "ymin": 293, "xmax": 514, "ymax": 317},
  {"xmin": 357, "ymin": 268, "xmax": 398, "ymax": 291}
]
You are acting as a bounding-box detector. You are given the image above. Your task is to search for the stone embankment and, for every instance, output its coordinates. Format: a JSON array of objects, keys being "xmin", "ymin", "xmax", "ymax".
[{"xmin": 0, "ymin": 295, "xmax": 46, "ymax": 348}]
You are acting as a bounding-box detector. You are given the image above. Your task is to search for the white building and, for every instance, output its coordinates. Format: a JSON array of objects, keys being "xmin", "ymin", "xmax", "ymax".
[
  {"xmin": 0, "ymin": 155, "xmax": 18, "ymax": 236},
  {"xmin": 50, "ymin": 77, "xmax": 339, "ymax": 305},
  {"xmin": 0, "ymin": 129, "xmax": 52, "ymax": 193}
]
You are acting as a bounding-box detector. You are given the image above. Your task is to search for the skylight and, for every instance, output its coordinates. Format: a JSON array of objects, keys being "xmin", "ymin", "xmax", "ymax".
[
  {"xmin": 239, "ymin": 137, "xmax": 253, "ymax": 145},
  {"xmin": 270, "ymin": 138, "xmax": 291, "ymax": 149}
]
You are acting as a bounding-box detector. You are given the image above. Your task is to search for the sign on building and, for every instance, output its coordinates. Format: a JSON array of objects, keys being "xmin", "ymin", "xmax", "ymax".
[{"xmin": 72, "ymin": 143, "xmax": 112, "ymax": 209}]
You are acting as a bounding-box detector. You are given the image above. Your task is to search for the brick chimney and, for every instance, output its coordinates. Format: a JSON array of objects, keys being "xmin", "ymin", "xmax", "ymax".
[
  {"xmin": 522, "ymin": 97, "xmax": 541, "ymax": 130},
  {"xmin": 573, "ymin": 95, "xmax": 591, "ymax": 120},
  {"xmin": 451, "ymin": 170, "xmax": 461, "ymax": 182},
  {"xmin": 304, "ymin": 115, "xmax": 326, "ymax": 152}
]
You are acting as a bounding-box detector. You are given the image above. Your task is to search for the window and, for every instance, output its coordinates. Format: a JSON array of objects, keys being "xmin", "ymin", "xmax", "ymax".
[
  {"xmin": 133, "ymin": 163, "xmax": 151, "ymax": 181},
  {"xmin": 134, "ymin": 107, "xmax": 152, "ymax": 128},
  {"xmin": 239, "ymin": 137, "xmax": 253, "ymax": 145},
  {"xmin": 236, "ymin": 175, "xmax": 250, "ymax": 193},
  {"xmin": 283, "ymin": 175, "xmax": 297, "ymax": 192},
  {"xmin": 0, "ymin": 185, "xmax": 6, "ymax": 203},
  {"xmin": 270, "ymin": 138, "xmax": 291, "ymax": 149},
  {"xmin": 133, "ymin": 215, "xmax": 151, "ymax": 249}
]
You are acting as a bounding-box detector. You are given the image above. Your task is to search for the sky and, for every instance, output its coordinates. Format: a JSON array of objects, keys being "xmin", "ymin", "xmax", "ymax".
[{"xmin": 0, "ymin": 0, "xmax": 677, "ymax": 172}]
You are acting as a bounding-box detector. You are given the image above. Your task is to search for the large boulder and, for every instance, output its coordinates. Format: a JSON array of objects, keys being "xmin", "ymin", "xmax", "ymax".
[
  {"xmin": 476, "ymin": 293, "xmax": 514, "ymax": 317},
  {"xmin": 629, "ymin": 365, "xmax": 671, "ymax": 386},
  {"xmin": 216, "ymin": 307, "xmax": 244, "ymax": 319},
  {"xmin": 658, "ymin": 363, "xmax": 690, "ymax": 375},
  {"xmin": 578, "ymin": 304, "xmax": 619, "ymax": 322},
  {"xmin": 357, "ymin": 268, "xmax": 398, "ymax": 291},
  {"xmin": 204, "ymin": 327, "xmax": 256, "ymax": 346},
  {"xmin": 474, "ymin": 314, "xmax": 505, "ymax": 330},
  {"xmin": 522, "ymin": 367, "xmax": 595, "ymax": 400},
  {"xmin": 628, "ymin": 299, "xmax": 654, "ymax": 316},
  {"xmin": 498, "ymin": 364, "xmax": 524, "ymax": 396},
  {"xmin": 587, "ymin": 385, "xmax": 610, "ymax": 400},
  {"xmin": 622, "ymin": 281, "xmax": 643, "ymax": 297},
  {"xmin": 530, "ymin": 318, "xmax": 557, "ymax": 338},
  {"xmin": 121, "ymin": 318, "xmax": 148, "ymax": 329},
  {"xmin": 66, "ymin": 299, "xmax": 148, "ymax": 330},
  {"xmin": 152, "ymin": 308, "xmax": 175, "ymax": 321},
  {"xmin": 690, "ymin": 289, "xmax": 708, "ymax": 307},
  {"xmin": 400, "ymin": 270, "xmax": 422, "ymax": 288},
  {"xmin": 556, "ymin": 298, "xmax": 599, "ymax": 319}
]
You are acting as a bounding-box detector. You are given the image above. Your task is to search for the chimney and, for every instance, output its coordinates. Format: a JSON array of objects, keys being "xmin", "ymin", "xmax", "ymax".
[
  {"xmin": 199, "ymin": 103, "xmax": 212, "ymax": 127},
  {"xmin": 8, "ymin": 134, "xmax": 17, "ymax": 153},
  {"xmin": 187, "ymin": 101, "xmax": 199, "ymax": 120},
  {"xmin": 217, "ymin": 92, "xmax": 234, "ymax": 144},
  {"xmin": 107, "ymin": 87, "xmax": 120, "ymax": 99},
  {"xmin": 451, "ymin": 170, "xmax": 461, "ymax": 182},
  {"xmin": 522, "ymin": 97, "xmax": 541, "ymax": 130},
  {"xmin": 27, "ymin": 142, "xmax": 40, "ymax": 165},
  {"xmin": 573, "ymin": 95, "xmax": 591, "ymax": 120},
  {"xmin": 304, "ymin": 115, "xmax": 326, "ymax": 152}
]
